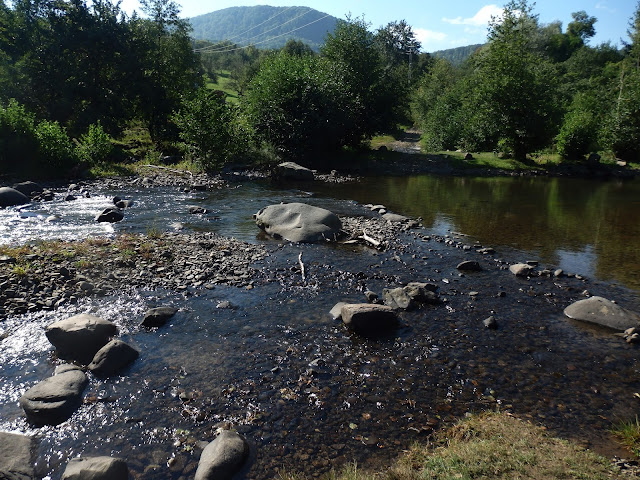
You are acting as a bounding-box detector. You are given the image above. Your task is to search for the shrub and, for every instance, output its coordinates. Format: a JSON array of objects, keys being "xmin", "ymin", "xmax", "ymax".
[
  {"xmin": 556, "ymin": 109, "xmax": 597, "ymax": 159},
  {"xmin": 77, "ymin": 121, "xmax": 114, "ymax": 165},
  {"xmin": 35, "ymin": 120, "xmax": 77, "ymax": 171},
  {"xmin": 0, "ymin": 99, "xmax": 38, "ymax": 172}
]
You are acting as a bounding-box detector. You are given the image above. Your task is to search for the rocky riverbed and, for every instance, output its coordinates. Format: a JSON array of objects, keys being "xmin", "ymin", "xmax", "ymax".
[{"xmin": 2, "ymin": 172, "xmax": 640, "ymax": 479}]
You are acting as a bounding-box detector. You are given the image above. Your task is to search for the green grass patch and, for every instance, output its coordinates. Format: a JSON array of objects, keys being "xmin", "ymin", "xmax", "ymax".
[
  {"xmin": 612, "ymin": 416, "xmax": 640, "ymax": 458},
  {"xmin": 438, "ymin": 151, "xmax": 540, "ymax": 171},
  {"xmin": 282, "ymin": 412, "xmax": 621, "ymax": 480},
  {"xmin": 206, "ymin": 70, "xmax": 240, "ymax": 103}
]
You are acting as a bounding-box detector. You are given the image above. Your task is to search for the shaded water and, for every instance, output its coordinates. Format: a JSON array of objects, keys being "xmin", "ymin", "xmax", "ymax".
[{"xmin": 1, "ymin": 174, "xmax": 640, "ymax": 479}]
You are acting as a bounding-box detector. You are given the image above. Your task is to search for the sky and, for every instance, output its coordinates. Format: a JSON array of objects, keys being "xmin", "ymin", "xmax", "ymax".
[{"xmin": 119, "ymin": 0, "xmax": 638, "ymax": 52}]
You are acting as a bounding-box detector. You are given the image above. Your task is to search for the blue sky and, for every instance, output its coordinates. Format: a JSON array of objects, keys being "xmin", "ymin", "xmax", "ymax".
[{"xmin": 120, "ymin": 0, "xmax": 638, "ymax": 52}]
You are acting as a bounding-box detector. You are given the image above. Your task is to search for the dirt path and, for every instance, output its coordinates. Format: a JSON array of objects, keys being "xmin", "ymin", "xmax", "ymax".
[{"xmin": 390, "ymin": 128, "xmax": 422, "ymax": 154}]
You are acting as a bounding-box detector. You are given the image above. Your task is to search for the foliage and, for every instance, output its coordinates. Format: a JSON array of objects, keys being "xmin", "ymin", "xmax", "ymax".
[
  {"xmin": 35, "ymin": 120, "xmax": 77, "ymax": 170},
  {"xmin": 243, "ymin": 51, "xmax": 357, "ymax": 160},
  {"xmin": 556, "ymin": 108, "xmax": 597, "ymax": 159},
  {"xmin": 172, "ymin": 88, "xmax": 244, "ymax": 170},
  {"xmin": 77, "ymin": 121, "xmax": 114, "ymax": 165},
  {"xmin": 0, "ymin": 99, "xmax": 37, "ymax": 171},
  {"xmin": 432, "ymin": 44, "xmax": 483, "ymax": 66},
  {"xmin": 612, "ymin": 416, "xmax": 640, "ymax": 458}
]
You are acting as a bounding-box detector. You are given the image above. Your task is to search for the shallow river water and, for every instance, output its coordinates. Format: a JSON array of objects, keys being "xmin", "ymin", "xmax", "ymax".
[{"xmin": 1, "ymin": 174, "xmax": 640, "ymax": 479}]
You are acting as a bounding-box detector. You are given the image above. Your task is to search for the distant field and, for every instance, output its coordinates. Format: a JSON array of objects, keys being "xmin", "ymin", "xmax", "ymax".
[{"xmin": 206, "ymin": 70, "xmax": 239, "ymax": 103}]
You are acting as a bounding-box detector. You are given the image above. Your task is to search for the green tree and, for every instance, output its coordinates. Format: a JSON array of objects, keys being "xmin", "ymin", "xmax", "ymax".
[
  {"xmin": 173, "ymin": 88, "xmax": 243, "ymax": 170},
  {"xmin": 473, "ymin": 0, "xmax": 559, "ymax": 160}
]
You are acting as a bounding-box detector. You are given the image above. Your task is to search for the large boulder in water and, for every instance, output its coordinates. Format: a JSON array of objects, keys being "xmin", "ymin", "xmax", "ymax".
[
  {"xmin": 254, "ymin": 203, "xmax": 342, "ymax": 243},
  {"xmin": 0, "ymin": 187, "xmax": 29, "ymax": 207},
  {"xmin": 341, "ymin": 304, "xmax": 399, "ymax": 334},
  {"xmin": 0, "ymin": 432, "xmax": 35, "ymax": 479},
  {"xmin": 19, "ymin": 369, "xmax": 88, "ymax": 425},
  {"xmin": 12, "ymin": 181, "xmax": 43, "ymax": 197},
  {"xmin": 273, "ymin": 161, "xmax": 314, "ymax": 181},
  {"xmin": 564, "ymin": 296, "xmax": 640, "ymax": 331},
  {"xmin": 62, "ymin": 456, "xmax": 129, "ymax": 480},
  {"xmin": 88, "ymin": 339, "xmax": 139, "ymax": 377},
  {"xmin": 45, "ymin": 314, "xmax": 117, "ymax": 363},
  {"xmin": 194, "ymin": 430, "xmax": 249, "ymax": 480},
  {"xmin": 95, "ymin": 206, "xmax": 123, "ymax": 223}
]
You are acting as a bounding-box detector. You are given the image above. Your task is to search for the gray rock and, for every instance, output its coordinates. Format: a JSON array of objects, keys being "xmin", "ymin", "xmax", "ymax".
[
  {"xmin": 403, "ymin": 283, "xmax": 441, "ymax": 304},
  {"xmin": 88, "ymin": 339, "xmax": 139, "ymax": 377},
  {"xmin": 62, "ymin": 456, "xmax": 128, "ymax": 480},
  {"xmin": 483, "ymin": 316, "xmax": 498, "ymax": 329},
  {"xmin": 382, "ymin": 213, "xmax": 409, "ymax": 222},
  {"xmin": 114, "ymin": 199, "xmax": 133, "ymax": 209},
  {"xmin": 383, "ymin": 288, "xmax": 415, "ymax": 311},
  {"xmin": 329, "ymin": 302, "xmax": 347, "ymax": 320},
  {"xmin": 364, "ymin": 290, "xmax": 379, "ymax": 303},
  {"xmin": 12, "ymin": 181, "xmax": 43, "ymax": 198},
  {"xmin": 194, "ymin": 431, "xmax": 249, "ymax": 480},
  {"xmin": 464, "ymin": 152, "xmax": 474, "ymax": 160},
  {"xmin": 457, "ymin": 260, "xmax": 482, "ymax": 272},
  {"xmin": 19, "ymin": 369, "xmax": 88, "ymax": 425},
  {"xmin": 45, "ymin": 314, "xmax": 117, "ymax": 364},
  {"xmin": 509, "ymin": 263, "xmax": 534, "ymax": 277},
  {"xmin": 142, "ymin": 306, "xmax": 178, "ymax": 328},
  {"xmin": 554, "ymin": 269, "xmax": 564, "ymax": 277},
  {"xmin": 95, "ymin": 207, "xmax": 123, "ymax": 223},
  {"xmin": 254, "ymin": 203, "xmax": 342, "ymax": 243},
  {"xmin": 0, "ymin": 187, "xmax": 29, "ymax": 207},
  {"xmin": 341, "ymin": 304, "xmax": 398, "ymax": 334},
  {"xmin": 189, "ymin": 206, "xmax": 208, "ymax": 214},
  {"xmin": 0, "ymin": 432, "xmax": 34, "ymax": 479},
  {"xmin": 274, "ymin": 161, "xmax": 314, "ymax": 181},
  {"xmin": 564, "ymin": 296, "xmax": 640, "ymax": 331}
]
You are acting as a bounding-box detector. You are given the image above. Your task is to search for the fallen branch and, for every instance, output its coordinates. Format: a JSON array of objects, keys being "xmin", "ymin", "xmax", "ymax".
[
  {"xmin": 360, "ymin": 229, "xmax": 381, "ymax": 248},
  {"xmin": 298, "ymin": 252, "xmax": 306, "ymax": 282},
  {"xmin": 140, "ymin": 164, "xmax": 194, "ymax": 177}
]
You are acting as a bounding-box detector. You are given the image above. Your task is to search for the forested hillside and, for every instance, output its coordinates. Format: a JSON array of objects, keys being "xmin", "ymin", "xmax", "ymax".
[
  {"xmin": 432, "ymin": 44, "xmax": 483, "ymax": 66},
  {"xmin": 189, "ymin": 6, "xmax": 339, "ymax": 50}
]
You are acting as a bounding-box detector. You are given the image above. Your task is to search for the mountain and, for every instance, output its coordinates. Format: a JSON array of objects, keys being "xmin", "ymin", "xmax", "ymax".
[
  {"xmin": 188, "ymin": 6, "xmax": 339, "ymax": 51},
  {"xmin": 431, "ymin": 44, "xmax": 484, "ymax": 66}
]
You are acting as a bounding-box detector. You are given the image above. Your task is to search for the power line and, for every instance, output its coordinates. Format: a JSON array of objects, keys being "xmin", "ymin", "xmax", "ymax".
[
  {"xmin": 198, "ymin": 14, "xmax": 332, "ymax": 54},
  {"xmin": 195, "ymin": 8, "xmax": 318, "ymax": 53},
  {"xmin": 193, "ymin": 6, "xmax": 297, "ymax": 53}
]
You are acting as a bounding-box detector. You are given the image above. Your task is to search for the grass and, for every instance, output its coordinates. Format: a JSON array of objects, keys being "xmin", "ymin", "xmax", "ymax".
[
  {"xmin": 206, "ymin": 70, "xmax": 240, "ymax": 103},
  {"xmin": 612, "ymin": 416, "xmax": 640, "ymax": 458},
  {"xmin": 282, "ymin": 412, "xmax": 622, "ymax": 480}
]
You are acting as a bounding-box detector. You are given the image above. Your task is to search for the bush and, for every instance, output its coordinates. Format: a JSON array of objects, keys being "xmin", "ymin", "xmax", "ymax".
[
  {"xmin": 172, "ymin": 88, "xmax": 244, "ymax": 170},
  {"xmin": 77, "ymin": 121, "xmax": 114, "ymax": 165},
  {"xmin": 0, "ymin": 99, "xmax": 38, "ymax": 172},
  {"xmin": 556, "ymin": 109, "xmax": 597, "ymax": 159},
  {"xmin": 35, "ymin": 120, "xmax": 77, "ymax": 171}
]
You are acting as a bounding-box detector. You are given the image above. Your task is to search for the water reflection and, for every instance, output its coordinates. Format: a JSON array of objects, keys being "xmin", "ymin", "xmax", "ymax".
[{"xmin": 311, "ymin": 175, "xmax": 640, "ymax": 291}]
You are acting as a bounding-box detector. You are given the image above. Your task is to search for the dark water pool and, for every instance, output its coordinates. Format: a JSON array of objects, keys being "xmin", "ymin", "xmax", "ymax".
[{"xmin": 1, "ymin": 174, "xmax": 640, "ymax": 479}]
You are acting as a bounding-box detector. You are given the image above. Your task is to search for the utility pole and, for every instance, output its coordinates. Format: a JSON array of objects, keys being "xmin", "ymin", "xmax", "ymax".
[{"xmin": 407, "ymin": 48, "xmax": 413, "ymax": 86}]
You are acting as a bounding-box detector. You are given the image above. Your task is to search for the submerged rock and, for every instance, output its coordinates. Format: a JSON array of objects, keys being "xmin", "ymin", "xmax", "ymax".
[
  {"xmin": 88, "ymin": 339, "xmax": 139, "ymax": 377},
  {"xmin": 142, "ymin": 306, "xmax": 178, "ymax": 328},
  {"xmin": 273, "ymin": 161, "xmax": 314, "ymax": 181},
  {"xmin": 0, "ymin": 432, "xmax": 34, "ymax": 479},
  {"xmin": 194, "ymin": 430, "xmax": 249, "ymax": 480},
  {"xmin": 341, "ymin": 304, "xmax": 399, "ymax": 334},
  {"xmin": 457, "ymin": 260, "xmax": 482, "ymax": 272},
  {"xmin": 20, "ymin": 369, "xmax": 88, "ymax": 425},
  {"xmin": 254, "ymin": 203, "xmax": 342, "ymax": 243},
  {"xmin": 0, "ymin": 186, "xmax": 29, "ymax": 207},
  {"xmin": 45, "ymin": 314, "xmax": 117, "ymax": 363},
  {"xmin": 564, "ymin": 296, "xmax": 640, "ymax": 331},
  {"xmin": 62, "ymin": 456, "xmax": 128, "ymax": 480}
]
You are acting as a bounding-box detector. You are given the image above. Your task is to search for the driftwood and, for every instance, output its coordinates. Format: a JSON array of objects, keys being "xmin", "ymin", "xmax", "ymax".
[
  {"xmin": 360, "ymin": 230, "xmax": 382, "ymax": 248},
  {"xmin": 140, "ymin": 164, "xmax": 194, "ymax": 177},
  {"xmin": 298, "ymin": 252, "xmax": 306, "ymax": 282}
]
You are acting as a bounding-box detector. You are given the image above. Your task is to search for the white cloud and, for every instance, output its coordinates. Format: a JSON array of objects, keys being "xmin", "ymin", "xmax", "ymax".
[
  {"xmin": 414, "ymin": 28, "xmax": 448, "ymax": 51},
  {"xmin": 595, "ymin": 2, "xmax": 616, "ymax": 14},
  {"xmin": 442, "ymin": 4, "xmax": 504, "ymax": 26}
]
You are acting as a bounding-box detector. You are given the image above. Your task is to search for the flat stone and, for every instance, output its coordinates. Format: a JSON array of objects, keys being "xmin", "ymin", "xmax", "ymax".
[
  {"xmin": 341, "ymin": 304, "xmax": 398, "ymax": 334},
  {"xmin": 273, "ymin": 162, "xmax": 314, "ymax": 181},
  {"xmin": 142, "ymin": 306, "xmax": 178, "ymax": 328},
  {"xmin": 20, "ymin": 369, "xmax": 88, "ymax": 425},
  {"xmin": 329, "ymin": 302, "xmax": 347, "ymax": 320},
  {"xmin": 0, "ymin": 432, "xmax": 34, "ymax": 479},
  {"xmin": 382, "ymin": 213, "xmax": 409, "ymax": 222},
  {"xmin": 564, "ymin": 296, "xmax": 640, "ymax": 331},
  {"xmin": 62, "ymin": 456, "xmax": 128, "ymax": 480},
  {"xmin": 457, "ymin": 260, "xmax": 482, "ymax": 272},
  {"xmin": 194, "ymin": 431, "xmax": 249, "ymax": 480},
  {"xmin": 509, "ymin": 263, "xmax": 534, "ymax": 277},
  {"xmin": 382, "ymin": 288, "xmax": 415, "ymax": 310},
  {"xmin": 88, "ymin": 339, "xmax": 139, "ymax": 377}
]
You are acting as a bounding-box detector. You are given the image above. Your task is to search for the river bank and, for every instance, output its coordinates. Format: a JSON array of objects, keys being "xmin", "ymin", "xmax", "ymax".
[{"xmin": 1, "ymin": 170, "xmax": 640, "ymax": 479}]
